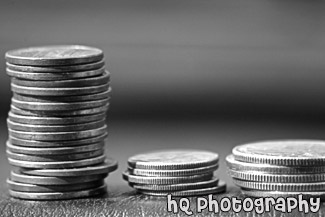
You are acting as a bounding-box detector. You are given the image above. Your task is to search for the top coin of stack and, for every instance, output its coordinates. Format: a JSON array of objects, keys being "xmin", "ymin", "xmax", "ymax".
[
  {"xmin": 5, "ymin": 45, "xmax": 118, "ymax": 200},
  {"xmin": 226, "ymin": 140, "xmax": 325, "ymax": 199},
  {"xmin": 123, "ymin": 150, "xmax": 226, "ymax": 196}
]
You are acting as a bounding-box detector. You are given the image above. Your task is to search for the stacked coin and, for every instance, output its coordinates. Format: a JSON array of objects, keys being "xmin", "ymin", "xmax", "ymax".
[
  {"xmin": 5, "ymin": 45, "xmax": 118, "ymax": 200},
  {"xmin": 226, "ymin": 140, "xmax": 325, "ymax": 199},
  {"xmin": 123, "ymin": 150, "xmax": 226, "ymax": 196}
]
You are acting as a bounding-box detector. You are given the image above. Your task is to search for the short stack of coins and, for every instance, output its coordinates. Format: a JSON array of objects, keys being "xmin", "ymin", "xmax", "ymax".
[
  {"xmin": 123, "ymin": 150, "xmax": 226, "ymax": 196},
  {"xmin": 5, "ymin": 45, "xmax": 118, "ymax": 200},
  {"xmin": 226, "ymin": 140, "xmax": 325, "ymax": 199}
]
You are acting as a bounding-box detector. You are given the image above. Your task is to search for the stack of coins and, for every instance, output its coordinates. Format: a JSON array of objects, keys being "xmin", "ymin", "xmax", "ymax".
[
  {"xmin": 226, "ymin": 140, "xmax": 325, "ymax": 199},
  {"xmin": 123, "ymin": 150, "xmax": 226, "ymax": 196},
  {"xmin": 5, "ymin": 45, "xmax": 118, "ymax": 200}
]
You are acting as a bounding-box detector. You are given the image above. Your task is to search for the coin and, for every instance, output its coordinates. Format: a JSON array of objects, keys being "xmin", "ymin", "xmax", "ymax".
[
  {"xmin": 129, "ymin": 163, "xmax": 219, "ymax": 177},
  {"xmin": 6, "ymin": 59, "xmax": 105, "ymax": 72},
  {"xmin": 8, "ymin": 112, "xmax": 106, "ymax": 125},
  {"xmin": 7, "ymin": 119, "xmax": 105, "ymax": 132},
  {"xmin": 128, "ymin": 150, "xmax": 219, "ymax": 170},
  {"xmin": 6, "ymin": 149, "xmax": 104, "ymax": 162},
  {"xmin": 8, "ymin": 125, "xmax": 107, "ymax": 141},
  {"xmin": 7, "ymin": 179, "xmax": 104, "ymax": 192},
  {"xmin": 8, "ymin": 184, "xmax": 107, "ymax": 200},
  {"xmin": 7, "ymin": 141, "xmax": 104, "ymax": 155},
  {"xmin": 241, "ymin": 189, "xmax": 325, "ymax": 200},
  {"xmin": 226, "ymin": 154, "xmax": 325, "ymax": 174},
  {"xmin": 5, "ymin": 45, "xmax": 104, "ymax": 66},
  {"xmin": 232, "ymin": 140, "xmax": 325, "ymax": 166},
  {"xmin": 13, "ymin": 89, "xmax": 111, "ymax": 103},
  {"xmin": 21, "ymin": 159, "xmax": 118, "ymax": 176},
  {"xmin": 131, "ymin": 176, "xmax": 219, "ymax": 191},
  {"xmin": 11, "ymin": 70, "xmax": 109, "ymax": 87},
  {"xmin": 9, "ymin": 133, "xmax": 107, "ymax": 147},
  {"xmin": 228, "ymin": 170, "xmax": 325, "ymax": 183},
  {"xmin": 8, "ymin": 154, "xmax": 106, "ymax": 169},
  {"xmin": 10, "ymin": 104, "xmax": 109, "ymax": 116},
  {"xmin": 10, "ymin": 170, "xmax": 107, "ymax": 185},
  {"xmin": 11, "ymin": 83, "xmax": 109, "ymax": 96},
  {"xmin": 7, "ymin": 67, "xmax": 106, "ymax": 81},
  {"xmin": 136, "ymin": 181, "xmax": 226, "ymax": 197},
  {"xmin": 233, "ymin": 179, "xmax": 325, "ymax": 191},
  {"xmin": 123, "ymin": 171, "xmax": 214, "ymax": 185}
]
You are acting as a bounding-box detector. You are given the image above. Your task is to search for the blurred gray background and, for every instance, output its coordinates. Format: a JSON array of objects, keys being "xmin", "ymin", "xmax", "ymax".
[{"xmin": 0, "ymin": 0, "xmax": 325, "ymax": 188}]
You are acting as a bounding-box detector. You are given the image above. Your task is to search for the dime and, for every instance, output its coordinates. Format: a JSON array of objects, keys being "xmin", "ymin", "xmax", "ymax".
[
  {"xmin": 6, "ymin": 60, "xmax": 105, "ymax": 72},
  {"xmin": 10, "ymin": 171, "xmax": 107, "ymax": 185},
  {"xmin": 233, "ymin": 179, "xmax": 325, "ymax": 191},
  {"xmin": 8, "ymin": 154, "xmax": 106, "ymax": 169},
  {"xmin": 21, "ymin": 159, "xmax": 118, "ymax": 176},
  {"xmin": 8, "ymin": 184, "xmax": 107, "ymax": 200},
  {"xmin": 10, "ymin": 104, "xmax": 109, "ymax": 116},
  {"xmin": 128, "ymin": 150, "xmax": 219, "ymax": 170},
  {"xmin": 11, "ymin": 70, "xmax": 109, "ymax": 87},
  {"xmin": 136, "ymin": 181, "xmax": 226, "ymax": 197},
  {"xmin": 241, "ymin": 189, "xmax": 325, "ymax": 200},
  {"xmin": 7, "ymin": 67, "xmax": 105, "ymax": 81},
  {"xmin": 228, "ymin": 170, "xmax": 325, "ymax": 183},
  {"xmin": 7, "ymin": 119, "xmax": 105, "ymax": 132},
  {"xmin": 6, "ymin": 141, "xmax": 104, "ymax": 155},
  {"xmin": 11, "ymin": 83, "xmax": 109, "ymax": 96},
  {"xmin": 7, "ymin": 179, "xmax": 104, "ymax": 192},
  {"xmin": 226, "ymin": 154, "xmax": 325, "ymax": 174},
  {"xmin": 8, "ymin": 112, "xmax": 106, "ymax": 125},
  {"xmin": 123, "ymin": 171, "xmax": 214, "ymax": 185},
  {"xmin": 6, "ymin": 149, "xmax": 104, "ymax": 162},
  {"xmin": 233, "ymin": 140, "xmax": 325, "ymax": 166},
  {"xmin": 8, "ymin": 125, "xmax": 107, "ymax": 141},
  {"xmin": 9, "ymin": 133, "xmax": 107, "ymax": 147},
  {"xmin": 131, "ymin": 176, "xmax": 219, "ymax": 191},
  {"xmin": 5, "ymin": 45, "xmax": 104, "ymax": 66},
  {"xmin": 129, "ymin": 164, "xmax": 219, "ymax": 177}
]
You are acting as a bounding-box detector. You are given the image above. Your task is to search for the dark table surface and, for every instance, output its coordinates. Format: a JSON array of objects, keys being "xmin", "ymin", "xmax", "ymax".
[{"xmin": 1, "ymin": 119, "xmax": 325, "ymax": 216}]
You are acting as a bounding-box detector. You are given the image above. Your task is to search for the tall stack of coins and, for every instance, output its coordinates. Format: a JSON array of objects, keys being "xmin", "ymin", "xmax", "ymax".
[
  {"xmin": 123, "ymin": 150, "xmax": 226, "ymax": 196},
  {"xmin": 226, "ymin": 140, "xmax": 325, "ymax": 199},
  {"xmin": 5, "ymin": 45, "xmax": 118, "ymax": 200}
]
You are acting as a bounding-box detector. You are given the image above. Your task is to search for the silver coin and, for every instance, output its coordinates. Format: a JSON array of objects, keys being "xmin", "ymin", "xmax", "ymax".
[
  {"xmin": 6, "ymin": 60, "xmax": 105, "ymax": 72},
  {"xmin": 241, "ymin": 189, "xmax": 325, "ymax": 200},
  {"xmin": 8, "ymin": 112, "xmax": 107, "ymax": 125},
  {"xmin": 8, "ymin": 184, "xmax": 107, "ymax": 200},
  {"xmin": 11, "ymin": 70, "xmax": 110, "ymax": 87},
  {"xmin": 7, "ymin": 179, "xmax": 104, "ymax": 192},
  {"xmin": 5, "ymin": 45, "xmax": 104, "ymax": 66},
  {"xmin": 10, "ymin": 104, "xmax": 109, "ymax": 116},
  {"xmin": 7, "ymin": 119, "xmax": 105, "ymax": 132},
  {"xmin": 233, "ymin": 140, "xmax": 325, "ymax": 166},
  {"xmin": 8, "ymin": 125, "xmax": 107, "ymax": 141},
  {"xmin": 228, "ymin": 169, "xmax": 325, "ymax": 183},
  {"xmin": 131, "ymin": 176, "xmax": 219, "ymax": 191},
  {"xmin": 6, "ymin": 149, "xmax": 104, "ymax": 162},
  {"xmin": 7, "ymin": 141, "xmax": 104, "ymax": 155},
  {"xmin": 7, "ymin": 67, "xmax": 106, "ymax": 81},
  {"xmin": 11, "ymin": 82, "xmax": 109, "ymax": 96},
  {"xmin": 9, "ymin": 133, "xmax": 107, "ymax": 147},
  {"xmin": 128, "ymin": 150, "xmax": 219, "ymax": 170},
  {"xmin": 13, "ymin": 88, "xmax": 111, "ymax": 103},
  {"xmin": 10, "ymin": 170, "xmax": 107, "ymax": 185},
  {"xmin": 137, "ymin": 181, "xmax": 226, "ymax": 197},
  {"xmin": 233, "ymin": 179, "xmax": 325, "ymax": 192},
  {"xmin": 226, "ymin": 154, "xmax": 325, "ymax": 174},
  {"xmin": 129, "ymin": 163, "xmax": 219, "ymax": 177},
  {"xmin": 123, "ymin": 171, "xmax": 214, "ymax": 185},
  {"xmin": 11, "ymin": 98, "xmax": 109, "ymax": 111},
  {"xmin": 21, "ymin": 159, "xmax": 118, "ymax": 176},
  {"xmin": 8, "ymin": 154, "xmax": 106, "ymax": 169}
]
